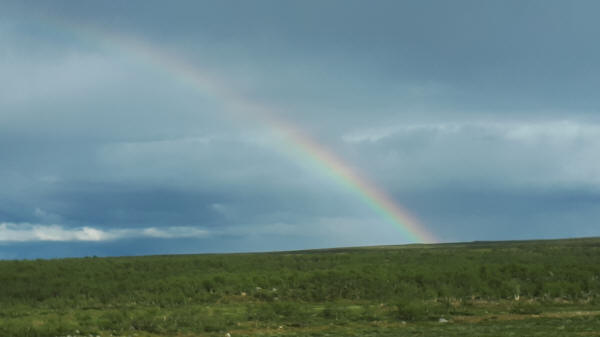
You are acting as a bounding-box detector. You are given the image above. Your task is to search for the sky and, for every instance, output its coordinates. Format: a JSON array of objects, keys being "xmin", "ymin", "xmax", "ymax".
[{"xmin": 1, "ymin": 0, "xmax": 600, "ymax": 259}]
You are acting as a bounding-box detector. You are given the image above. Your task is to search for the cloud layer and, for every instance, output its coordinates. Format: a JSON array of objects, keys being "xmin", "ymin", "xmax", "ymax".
[
  {"xmin": 1, "ymin": 1, "xmax": 600, "ymax": 258},
  {"xmin": 0, "ymin": 223, "xmax": 210, "ymax": 242}
]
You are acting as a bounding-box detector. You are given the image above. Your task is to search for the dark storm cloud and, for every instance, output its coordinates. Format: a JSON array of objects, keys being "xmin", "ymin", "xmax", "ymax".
[{"xmin": 404, "ymin": 186, "xmax": 600, "ymax": 242}]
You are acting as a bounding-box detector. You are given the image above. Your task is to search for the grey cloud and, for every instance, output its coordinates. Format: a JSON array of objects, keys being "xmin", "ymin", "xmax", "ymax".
[
  {"xmin": 342, "ymin": 120, "xmax": 600, "ymax": 191},
  {"xmin": 405, "ymin": 186, "xmax": 600, "ymax": 242},
  {"xmin": 0, "ymin": 222, "xmax": 211, "ymax": 242},
  {"xmin": 8, "ymin": 1, "xmax": 600, "ymax": 123}
]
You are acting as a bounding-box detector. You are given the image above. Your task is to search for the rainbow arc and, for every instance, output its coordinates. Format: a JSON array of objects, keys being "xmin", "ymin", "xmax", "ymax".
[{"xmin": 40, "ymin": 17, "xmax": 437, "ymax": 243}]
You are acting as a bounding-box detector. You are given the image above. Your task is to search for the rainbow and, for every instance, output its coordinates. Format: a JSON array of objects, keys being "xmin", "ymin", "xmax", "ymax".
[{"xmin": 37, "ymin": 16, "xmax": 438, "ymax": 243}]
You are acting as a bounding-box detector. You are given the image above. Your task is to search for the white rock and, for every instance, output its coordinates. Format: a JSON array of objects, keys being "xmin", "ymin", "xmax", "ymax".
[{"xmin": 438, "ymin": 317, "xmax": 448, "ymax": 323}]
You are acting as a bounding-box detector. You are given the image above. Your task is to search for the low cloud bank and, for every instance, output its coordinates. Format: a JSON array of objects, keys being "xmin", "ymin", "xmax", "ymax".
[{"xmin": 0, "ymin": 223, "xmax": 210, "ymax": 242}]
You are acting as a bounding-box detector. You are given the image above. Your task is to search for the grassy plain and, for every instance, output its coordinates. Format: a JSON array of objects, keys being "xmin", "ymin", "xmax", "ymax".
[{"xmin": 1, "ymin": 237, "xmax": 599, "ymax": 336}]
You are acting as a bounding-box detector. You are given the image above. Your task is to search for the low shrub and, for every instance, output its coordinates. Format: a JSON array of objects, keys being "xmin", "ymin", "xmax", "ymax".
[{"xmin": 509, "ymin": 301, "xmax": 542, "ymax": 315}]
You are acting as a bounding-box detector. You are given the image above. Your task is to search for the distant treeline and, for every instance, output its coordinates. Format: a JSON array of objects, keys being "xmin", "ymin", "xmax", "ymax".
[{"xmin": 1, "ymin": 238, "xmax": 599, "ymax": 308}]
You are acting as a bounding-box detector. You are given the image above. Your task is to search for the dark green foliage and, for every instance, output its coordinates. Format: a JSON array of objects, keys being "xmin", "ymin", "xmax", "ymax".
[
  {"xmin": 509, "ymin": 301, "xmax": 543, "ymax": 315},
  {"xmin": 0, "ymin": 237, "xmax": 599, "ymax": 335},
  {"xmin": 395, "ymin": 299, "xmax": 431, "ymax": 321}
]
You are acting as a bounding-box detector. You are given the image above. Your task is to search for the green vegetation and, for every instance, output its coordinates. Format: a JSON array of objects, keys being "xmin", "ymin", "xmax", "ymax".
[{"xmin": 1, "ymin": 237, "xmax": 600, "ymax": 336}]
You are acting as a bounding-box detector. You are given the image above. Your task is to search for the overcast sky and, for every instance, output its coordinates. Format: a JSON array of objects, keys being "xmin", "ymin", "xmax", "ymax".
[{"xmin": 2, "ymin": 1, "xmax": 600, "ymax": 259}]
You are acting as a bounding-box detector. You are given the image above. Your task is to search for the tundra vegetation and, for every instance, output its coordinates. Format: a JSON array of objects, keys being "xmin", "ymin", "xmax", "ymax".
[{"xmin": 1, "ymin": 237, "xmax": 599, "ymax": 336}]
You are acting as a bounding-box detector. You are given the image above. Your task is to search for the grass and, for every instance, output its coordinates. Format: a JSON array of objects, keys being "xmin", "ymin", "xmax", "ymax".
[{"xmin": 1, "ymin": 237, "xmax": 599, "ymax": 336}]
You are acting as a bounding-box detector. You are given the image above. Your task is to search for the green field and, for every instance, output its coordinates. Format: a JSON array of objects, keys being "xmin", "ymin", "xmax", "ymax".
[{"xmin": 1, "ymin": 238, "xmax": 600, "ymax": 336}]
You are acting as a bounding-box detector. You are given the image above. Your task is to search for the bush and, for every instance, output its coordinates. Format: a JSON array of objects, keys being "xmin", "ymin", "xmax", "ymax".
[
  {"xmin": 321, "ymin": 304, "xmax": 346, "ymax": 320},
  {"xmin": 395, "ymin": 299, "xmax": 430, "ymax": 321},
  {"xmin": 98, "ymin": 309, "xmax": 130, "ymax": 331},
  {"xmin": 509, "ymin": 301, "xmax": 542, "ymax": 315}
]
